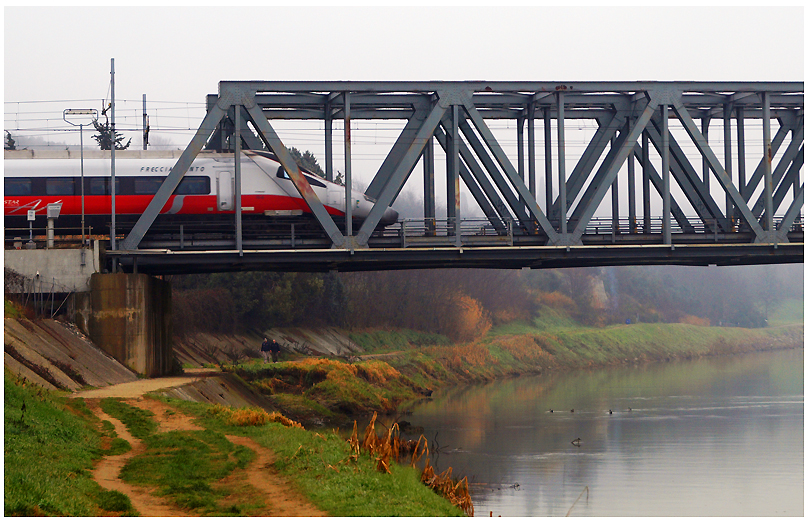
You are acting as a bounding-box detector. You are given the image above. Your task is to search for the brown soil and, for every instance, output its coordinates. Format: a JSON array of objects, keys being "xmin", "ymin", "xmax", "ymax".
[{"xmin": 85, "ymin": 378, "xmax": 327, "ymax": 517}]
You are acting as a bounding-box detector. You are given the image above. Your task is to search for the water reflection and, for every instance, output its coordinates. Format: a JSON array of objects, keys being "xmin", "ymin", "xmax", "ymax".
[{"xmin": 401, "ymin": 349, "xmax": 804, "ymax": 517}]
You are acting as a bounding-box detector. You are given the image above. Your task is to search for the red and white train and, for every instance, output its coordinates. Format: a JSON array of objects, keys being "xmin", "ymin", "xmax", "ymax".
[{"xmin": 4, "ymin": 150, "xmax": 398, "ymax": 236}]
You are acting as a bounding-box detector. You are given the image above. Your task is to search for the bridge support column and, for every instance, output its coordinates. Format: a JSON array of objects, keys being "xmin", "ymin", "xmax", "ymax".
[{"xmin": 88, "ymin": 273, "xmax": 173, "ymax": 378}]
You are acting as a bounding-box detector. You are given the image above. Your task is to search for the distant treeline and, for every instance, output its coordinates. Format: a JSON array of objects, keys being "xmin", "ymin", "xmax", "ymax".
[{"xmin": 169, "ymin": 264, "xmax": 803, "ymax": 340}]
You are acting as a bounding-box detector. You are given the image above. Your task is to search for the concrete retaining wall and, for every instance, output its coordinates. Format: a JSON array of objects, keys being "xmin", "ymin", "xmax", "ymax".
[
  {"xmin": 4, "ymin": 242, "xmax": 102, "ymax": 293},
  {"xmin": 89, "ymin": 273, "xmax": 173, "ymax": 377}
]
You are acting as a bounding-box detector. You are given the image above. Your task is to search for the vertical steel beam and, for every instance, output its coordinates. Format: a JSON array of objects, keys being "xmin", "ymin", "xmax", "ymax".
[
  {"xmin": 737, "ymin": 107, "xmax": 746, "ymax": 201},
  {"xmin": 723, "ymin": 103, "xmax": 734, "ymax": 227},
  {"xmin": 662, "ymin": 104, "xmax": 671, "ymax": 245},
  {"xmin": 451, "ymin": 105, "xmax": 461, "ymax": 243},
  {"xmin": 557, "ymin": 91, "xmax": 567, "ymax": 236},
  {"xmin": 763, "ymin": 92, "xmax": 774, "ymax": 233},
  {"xmin": 234, "ymin": 106, "xmax": 243, "ymax": 255},
  {"xmin": 423, "ymin": 137, "xmax": 436, "ymax": 234},
  {"xmin": 344, "ymin": 92, "xmax": 353, "ymax": 239},
  {"xmin": 121, "ymin": 103, "xmax": 228, "ymax": 250},
  {"xmin": 544, "ymin": 107, "xmax": 553, "ymax": 213},
  {"xmin": 794, "ymin": 125, "xmax": 802, "ymax": 227},
  {"xmin": 642, "ymin": 130, "xmax": 651, "ymax": 234},
  {"xmin": 611, "ymin": 133, "xmax": 620, "ymax": 234},
  {"xmin": 528, "ymin": 102, "xmax": 536, "ymax": 199},
  {"xmin": 702, "ymin": 117, "xmax": 710, "ymax": 193},
  {"xmin": 517, "ymin": 115, "xmax": 525, "ymax": 210},
  {"xmin": 325, "ymin": 95, "xmax": 333, "ymax": 182},
  {"xmin": 627, "ymin": 115, "xmax": 637, "ymax": 233}
]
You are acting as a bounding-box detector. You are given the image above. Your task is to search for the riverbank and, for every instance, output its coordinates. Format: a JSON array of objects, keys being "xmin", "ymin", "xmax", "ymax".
[{"xmin": 228, "ymin": 302, "xmax": 803, "ymax": 427}]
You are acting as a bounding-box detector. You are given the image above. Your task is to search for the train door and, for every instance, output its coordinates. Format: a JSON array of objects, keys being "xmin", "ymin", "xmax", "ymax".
[
  {"xmin": 216, "ymin": 171, "xmax": 234, "ymax": 211},
  {"xmin": 327, "ymin": 186, "xmax": 342, "ymax": 208}
]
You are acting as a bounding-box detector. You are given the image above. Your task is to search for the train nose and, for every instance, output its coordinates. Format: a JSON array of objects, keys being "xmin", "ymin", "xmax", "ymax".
[{"xmin": 381, "ymin": 207, "xmax": 399, "ymax": 226}]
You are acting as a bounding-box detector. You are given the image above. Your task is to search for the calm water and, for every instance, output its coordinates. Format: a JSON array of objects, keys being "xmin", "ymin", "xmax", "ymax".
[{"xmin": 400, "ymin": 349, "xmax": 804, "ymax": 517}]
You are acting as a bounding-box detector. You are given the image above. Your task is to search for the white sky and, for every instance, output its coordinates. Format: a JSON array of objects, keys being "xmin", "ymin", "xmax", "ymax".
[
  {"xmin": 3, "ymin": 5, "xmax": 805, "ymax": 217},
  {"xmin": 5, "ymin": 6, "xmax": 803, "ymax": 106}
]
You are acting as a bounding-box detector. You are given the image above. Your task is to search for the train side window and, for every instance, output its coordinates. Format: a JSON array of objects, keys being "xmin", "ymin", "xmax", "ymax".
[
  {"xmin": 276, "ymin": 166, "xmax": 290, "ymax": 180},
  {"xmin": 5, "ymin": 178, "xmax": 32, "ymax": 196},
  {"xmin": 134, "ymin": 177, "xmax": 164, "ymax": 195},
  {"xmin": 305, "ymin": 175, "xmax": 326, "ymax": 188},
  {"xmin": 88, "ymin": 178, "xmax": 107, "ymax": 195},
  {"xmin": 176, "ymin": 176, "xmax": 210, "ymax": 195},
  {"xmin": 45, "ymin": 178, "xmax": 75, "ymax": 196}
]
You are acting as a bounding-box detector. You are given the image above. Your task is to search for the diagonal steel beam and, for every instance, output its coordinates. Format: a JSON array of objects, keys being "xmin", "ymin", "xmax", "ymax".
[
  {"xmin": 439, "ymin": 113, "xmax": 515, "ymax": 220},
  {"xmin": 365, "ymin": 101, "xmax": 431, "ymax": 200},
  {"xmin": 245, "ymin": 103, "xmax": 346, "ymax": 247},
  {"xmin": 777, "ymin": 184, "xmax": 804, "ymax": 235},
  {"xmin": 571, "ymin": 98, "xmax": 656, "ymax": 241},
  {"xmin": 568, "ymin": 125, "xmax": 631, "ymax": 228},
  {"xmin": 646, "ymin": 115, "xmax": 729, "ymax": 231},
  {"xmin": 355, "ymin": 97, "xmax": 448, "ymax": 246},
  {"xmin": 751, "ymin": 126, "xmax": 804, "ymax": 217},
  {"xmin": 552, "ymin": 110, "xmax": 628, "ymax": 220},
  {"xmin": 670, "ymin": 98, "xmax": 766, "ymax": 240},
  {"xmin": 744, "ymin": 117, "xmax": 794, "ymax": 197},
  {"xmin": 461, "ymin": 98, "xmax": 559, "ymax": 243},
  {"xmin": 758, "ymin": 147, "xmax": 804, "ymax": 224},
  {"xmin": 121, "ymin": 103, "xmax": 228, "ymax": 250},
  {"xmin": 456, "ymin": 117, "xmax": 531, "ymax": 224},
  {"xmin": 433, "ymin": 124, "xmax": 508, "ymax": 234},
  {"xmin": 630, "ymin": 143, "xmax": 694, "ymax": 232}
]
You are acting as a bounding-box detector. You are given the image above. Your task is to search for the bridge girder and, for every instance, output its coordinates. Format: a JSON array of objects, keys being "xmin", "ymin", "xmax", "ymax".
[{"xmin": 119, "ymin": 81, "xmax": 803, "ymax": 272}]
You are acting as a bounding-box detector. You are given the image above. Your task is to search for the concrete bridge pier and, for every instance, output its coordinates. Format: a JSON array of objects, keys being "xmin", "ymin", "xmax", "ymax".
[{"xmin": 88, "ymin": 273, "xmax": 173, "ymax": 378}]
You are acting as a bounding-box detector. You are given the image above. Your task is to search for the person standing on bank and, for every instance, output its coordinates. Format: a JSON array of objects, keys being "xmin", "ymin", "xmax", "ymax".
[
  {"xmin": 261, "ymin": 337, "xmax": 271, "ymax": 363},
  {"xmin": 269, "ymin": 339, "xmax": 281, "ymax": 363}
]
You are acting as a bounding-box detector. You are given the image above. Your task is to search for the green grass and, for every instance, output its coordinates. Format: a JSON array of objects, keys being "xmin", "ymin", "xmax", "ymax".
[
  {"xmin": 349, "ymin": 329, "xmax": 450, "ymax": 353},
  {"xmin": 100, "ymin": 398, "xmax": 158, "ymax": 439},
  {"xmin": 4, "ymin": 371, "xmax": 138, "ymax": 516},
  {"xmin": 5, "ymin": 298, "xmax": 24, "ymax": 319},
  {"xmin": 98, "ymin": 397, "xmax": 260, "ymax": 515},
  {"xmin": 118, "ymin": 428, "xmax": 256, "ymax": 515},
  {"xmin": 768, "ymin": 298, "xmax": 804, "ymax": 327},
  {"xmin": 158, "ymin": 396, "xmax": 465, "ymax": 517}
]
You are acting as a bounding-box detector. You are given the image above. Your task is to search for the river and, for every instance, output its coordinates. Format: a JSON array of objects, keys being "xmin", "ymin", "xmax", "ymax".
[{"xmin": 400, "ymin": 348, "xmax": 804, "ymax": 517}]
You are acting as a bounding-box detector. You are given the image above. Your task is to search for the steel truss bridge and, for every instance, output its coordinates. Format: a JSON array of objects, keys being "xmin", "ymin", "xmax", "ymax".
[{"xmin": 114, "ymin": 81, "xmax": 803, "ymax": 274}]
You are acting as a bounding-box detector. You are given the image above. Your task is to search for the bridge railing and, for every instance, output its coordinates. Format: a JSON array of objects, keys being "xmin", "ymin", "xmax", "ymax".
[
  {"xmin": 6, "ymin": 215, "xmax": 801, "ymax": 251},
  {"xmin": 400, "ymin": 218, "xmax": 514, "ymax": 248}
]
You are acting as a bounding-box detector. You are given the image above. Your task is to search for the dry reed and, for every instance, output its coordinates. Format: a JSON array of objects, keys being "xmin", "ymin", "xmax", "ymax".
[{"xmin": 349, "ymin": 411, "xmax": 474, "ymax": 516}]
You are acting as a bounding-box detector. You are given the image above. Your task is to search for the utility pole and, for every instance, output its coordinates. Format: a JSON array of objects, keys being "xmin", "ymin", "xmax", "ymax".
[
  {"xmin": 110, "ymin": 58, "xmax": 117, "ymax": 251},
  {"xmin": 142, "ymin": 94, "xmax": 148, "ymax": 150}
]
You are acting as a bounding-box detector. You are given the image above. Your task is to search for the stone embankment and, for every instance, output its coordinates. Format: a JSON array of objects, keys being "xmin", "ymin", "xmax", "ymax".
[{"xmin": 4, "ymin": 318, "xmax": 357, "ymax": 409}]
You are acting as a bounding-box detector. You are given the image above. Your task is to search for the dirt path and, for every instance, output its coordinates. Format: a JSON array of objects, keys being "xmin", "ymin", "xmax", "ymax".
[
  {"xmin": 73, "ymin": 368, "xmax": 219, "ymax": 399},
  {"xmin": 224, "ymin": 435, "xmax": 327, "ymax": 517},
  {"xmin": 86, "ymin": 379, "xmax": 328, "ymax": 517},
  {"xmin": 89, "ymin": 399, "xmax": 193, "ymax": 517}
]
